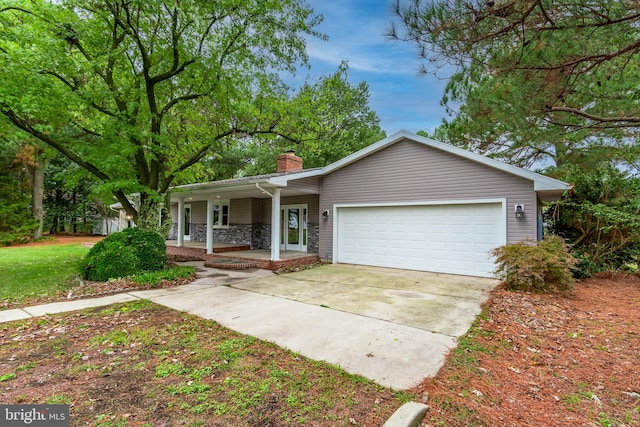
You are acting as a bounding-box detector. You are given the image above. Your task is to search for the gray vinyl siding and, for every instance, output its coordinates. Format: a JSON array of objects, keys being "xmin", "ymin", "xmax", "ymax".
[
  {"xmin": 189, "ymin": 201, "xmax": 206, "ymax": 223},
  {"xmin": 250, "ymin": 198, "xmax": 263, "ymax": 223},
  {"xmin": 319, "ymin": 138, "xmax": 537, "ymax": 260},
  {"xmin": 284, "ymin": 176, "xmax": 322, "ymax": 194},
  {"xmin": 230, "ymin": 199, "xmax": 251, "ymax": 224},
  {"xmin": 259, "ymin": 195, "xmax": 320, "ymax": 223},
  {"xmin": 282, "ymin": 195, "xmax": 320, "ymax": 221}
]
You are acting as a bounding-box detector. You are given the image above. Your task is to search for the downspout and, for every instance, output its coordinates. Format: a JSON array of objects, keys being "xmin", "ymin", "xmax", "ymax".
[{"xmin": 255, "ymin": 183, "xmax": 273, "ymax": 197}]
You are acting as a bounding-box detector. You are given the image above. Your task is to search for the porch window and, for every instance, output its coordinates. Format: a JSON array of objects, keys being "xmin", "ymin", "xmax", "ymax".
[{"xmin": 213, "ymin": 202, "xmax": 230, "ymax": 228}]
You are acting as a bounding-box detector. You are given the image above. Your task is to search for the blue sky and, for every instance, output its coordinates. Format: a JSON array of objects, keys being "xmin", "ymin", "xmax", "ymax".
[{"xmin": 291, "ymin": 0, "xmax": 452, "ymax": 135}]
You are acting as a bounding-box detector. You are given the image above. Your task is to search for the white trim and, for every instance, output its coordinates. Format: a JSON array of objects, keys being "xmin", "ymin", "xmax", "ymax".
[
  {"xmin": 280, "ymin": 204, "xmax": 308, "ymax": 252},
  {"xmin": 271, "ymin": 188, "xmax": 281, "ymax": 261},
  {"xmin": 332, "ymin": 198, "xmax": 507, "ymax": 266},
  {"xmin": 332, "ymin": 198, "xmax": 506, "ymax": 209},
  {"xmin": 168, "ymin": 131, "xmax": 570, "ymax": 201},
  {"xmin": 177, "ymin": 198, "xmax": 184, "ymax": 247},
  {"xmin": 206, "ymin": 197, "xmax": 214, "ymax": 255},
  {"xmin": 184, "ymin": 203, "xmax": 192, "ymax": 241},
  {"xmin": 320, "ymin": 131, "xmax": 570, "ymax": 193},
  {"xmin": 211, "ymin": 200, "xmax": 230, "ymax": 228}
]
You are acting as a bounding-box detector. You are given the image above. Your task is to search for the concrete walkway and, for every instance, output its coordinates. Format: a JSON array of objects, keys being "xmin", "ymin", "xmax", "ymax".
[{"xmin": 1, "ymin": 263, "xmax": 497, "ymax": 390}]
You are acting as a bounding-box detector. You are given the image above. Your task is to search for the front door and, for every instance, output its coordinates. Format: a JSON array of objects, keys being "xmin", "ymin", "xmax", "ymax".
[
  {"xmin": 281, "ymin": 205, "xmax": 307, "ymax": 251},
  {"xmin": 184, "ymin": 204, "xmax": 191, "ymax": 241}
]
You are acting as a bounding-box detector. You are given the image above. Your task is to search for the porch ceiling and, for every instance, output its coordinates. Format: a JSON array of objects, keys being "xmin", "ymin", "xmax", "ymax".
[{"xmin": 170, "ymin": 183, "xmax": 316, "ymax": 203}]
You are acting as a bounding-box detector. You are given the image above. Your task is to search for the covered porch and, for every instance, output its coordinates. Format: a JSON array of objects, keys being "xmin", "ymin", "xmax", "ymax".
[{"xmin": 166, "ymin": 240, "xmax": 319, "ymax": 270}]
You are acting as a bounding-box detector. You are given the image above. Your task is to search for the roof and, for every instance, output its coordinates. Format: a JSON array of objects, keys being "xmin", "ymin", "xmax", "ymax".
[{"xmin": 171, "ymin": 130, "xmax": 571, "ymax": 201}]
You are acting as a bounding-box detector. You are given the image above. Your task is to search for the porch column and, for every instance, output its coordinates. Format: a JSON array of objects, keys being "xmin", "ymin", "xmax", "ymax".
[
  {"xmin": 271, "ymin": 188, "xmax": 281, "ymax": 261},
  {"xmin": 177, "ymin": 198, "xmax": 184, "ymax": 247},
  {"xmin": 206, "ymin": 196, "xmax": 214, "ymax": 255}
]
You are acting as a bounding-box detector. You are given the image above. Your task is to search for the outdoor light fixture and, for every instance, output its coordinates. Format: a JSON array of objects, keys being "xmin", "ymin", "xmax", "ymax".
[
  {"xmin": 514, "ymin": 204, "xmax": 525, "ymax": 219},
  {"xmin": 322, "ymin": 210, "xmax": 329, "ymax": 220},
  {"xmin": 125, "ymin": 213, "xmax": 133, "ymax": 228}
]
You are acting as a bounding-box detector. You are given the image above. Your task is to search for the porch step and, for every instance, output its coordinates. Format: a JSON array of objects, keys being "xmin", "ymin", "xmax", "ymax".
[
  {"xmin": 204, "ymin": 258, "xmax": 259, "ymax": 270},
  {"xmin": 214, "ymin": 245, "xmax": 251, "ymax": 253}
]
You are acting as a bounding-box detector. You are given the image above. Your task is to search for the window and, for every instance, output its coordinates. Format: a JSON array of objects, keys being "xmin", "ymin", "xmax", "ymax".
[{"xmin": 213, "ymin": 202, "xmax": 230, "ymax": 228}]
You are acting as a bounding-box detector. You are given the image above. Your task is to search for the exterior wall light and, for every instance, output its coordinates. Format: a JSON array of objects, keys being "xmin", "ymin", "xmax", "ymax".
[
  {"xmin": 514, "ymin": 204, "xmax": 525, "ymax": 219},
  {"xmin": 322, "ymin": 210, "xmax": 329, "ymax": 220}
]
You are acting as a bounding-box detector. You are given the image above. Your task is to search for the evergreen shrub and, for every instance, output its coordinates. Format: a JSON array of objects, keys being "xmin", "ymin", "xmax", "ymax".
[
  {"xmin": 491, "ymin": 236, "xmax": 577, "ymax": 294},
  {"xmin": 83, "ymin": 228, "xmax": 166, "ymax": 281}
]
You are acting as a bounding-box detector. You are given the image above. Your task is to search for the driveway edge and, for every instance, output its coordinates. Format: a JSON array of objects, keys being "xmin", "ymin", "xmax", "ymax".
[{"xmin": 383, "ymin": 401, "xmax": 429, "ymax": 427}]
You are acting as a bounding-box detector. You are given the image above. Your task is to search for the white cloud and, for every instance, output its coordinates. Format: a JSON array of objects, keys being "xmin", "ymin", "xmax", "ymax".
[{"xmin": 302, "ymin": 0, "xmax": 453, "ymax": 134}]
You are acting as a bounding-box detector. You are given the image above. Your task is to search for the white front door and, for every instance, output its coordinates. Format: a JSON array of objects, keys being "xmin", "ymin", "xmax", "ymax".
[
  {"xmin": 280, "ymin": 205, "xmax": 307, "ymax": 252},
  {"xmin": 184, "ymin": 204, "xmax": 191, "ymax": 241}
]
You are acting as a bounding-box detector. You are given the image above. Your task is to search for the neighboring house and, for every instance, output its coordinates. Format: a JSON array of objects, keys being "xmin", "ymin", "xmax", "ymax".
[{"xmin": 168, "ymin": 131, "xmax": 570, "ymax": 277}]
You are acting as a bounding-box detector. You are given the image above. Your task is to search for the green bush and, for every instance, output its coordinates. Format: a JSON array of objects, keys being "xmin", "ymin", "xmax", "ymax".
[
  {"xmin": 491, "ymin": 236, "xmax": 577, "ymax": 294},
  {"xmin": 546, "ymin": 165, "xmax": 640, "ymax": 274},
  {"xmin": 83, "ymin": 228, "xmax": 166, "ymax": 281}
]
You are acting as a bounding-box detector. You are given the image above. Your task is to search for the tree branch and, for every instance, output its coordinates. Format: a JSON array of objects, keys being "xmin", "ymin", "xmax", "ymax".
[
  {"xmin": 1, "ymin": 104, "xmax": 111, "ymax": 182},
  {"xmin": 160, "ymin": 93, "xmax": 206, "ymax": 117}
]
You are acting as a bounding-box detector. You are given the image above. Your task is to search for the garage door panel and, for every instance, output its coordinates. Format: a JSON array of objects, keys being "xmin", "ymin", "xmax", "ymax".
[{"xmin": 337, "ymin": 203, "xmax": 504, "ymax": 277}]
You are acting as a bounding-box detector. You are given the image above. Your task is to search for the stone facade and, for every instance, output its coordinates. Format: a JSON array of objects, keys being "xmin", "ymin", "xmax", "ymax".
[
  {"xmin": 212, "ymin": 224, "xmax": 252, "ymax": 245},
  {"xmin": 190, "ymin": 223, "xmax": 207, "ymax": 242},
  {"xmin": 169, "ymin": 222, "xmax": 319, "ymax": 254},
  {"xmin": 251, "ymin": 224, "xmax": 271, "ymax": 250},
  {"xmin": 307, "ymin": 223, "xmax": 319, "ymax": 254}
]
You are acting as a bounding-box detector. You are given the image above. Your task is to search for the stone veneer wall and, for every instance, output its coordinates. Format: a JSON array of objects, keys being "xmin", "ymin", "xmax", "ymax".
[
  {"xmin": 169, "ymin": 222, "xmax": 319, "ymax": 254},
  {"xmin": 251, "ymin": 224, "xmax": 271, "ymax": 249}
]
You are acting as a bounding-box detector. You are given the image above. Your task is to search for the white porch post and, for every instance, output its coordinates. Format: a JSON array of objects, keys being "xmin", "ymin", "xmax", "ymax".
[
  {"xmin": 271, "ymin": 188, "xmax": 281, "ymax": 261},
  {"xmin": 177, "ymin": 198, "xmax": 184, "ymax": 247},
  {"xmin": 206, "ymin": 196, "xmax": 214, "ymax": 255}
]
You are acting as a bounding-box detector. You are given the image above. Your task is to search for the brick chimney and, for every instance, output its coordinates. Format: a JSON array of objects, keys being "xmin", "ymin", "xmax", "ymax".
[{"xmin": 277, "ymin": 150, "xmax": 303, "ymax": 173}]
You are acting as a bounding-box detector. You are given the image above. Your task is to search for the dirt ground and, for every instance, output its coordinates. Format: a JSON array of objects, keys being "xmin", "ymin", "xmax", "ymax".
[
  {"xmin": 3, "ymin": 236, "xmax": 640, "ymax": 425},
  {"xmin": 4, "ymin": 233, "xmax": 106, "ymax": 248},
  {"xmin": 414, "ymin": 274, "xmax": 640, "ymax": 426}
]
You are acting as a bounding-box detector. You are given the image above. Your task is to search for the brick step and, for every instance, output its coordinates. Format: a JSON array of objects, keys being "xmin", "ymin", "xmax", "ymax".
[
  {"xmin": 214, "ymin": 245, "xmax": 251, "ymax": 253},
  {"xmin": 204, "ymin": 258, "xmax": 258, "ymax": 270}
]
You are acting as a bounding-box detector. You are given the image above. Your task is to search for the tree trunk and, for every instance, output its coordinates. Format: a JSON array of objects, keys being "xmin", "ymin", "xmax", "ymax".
[{"xmin": 31, "ymin": 147, "xmax": 45, "ymax": 240}]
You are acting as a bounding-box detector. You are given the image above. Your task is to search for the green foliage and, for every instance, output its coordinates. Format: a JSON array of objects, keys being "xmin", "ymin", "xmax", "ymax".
[
  {"xmin": 547, "ymin": 165, "xmax": 640, "ymax": 276},
  {"xmin": 0, "ymin": 243, "xmax": 89, "ymax": 302},
  {"xmin": 239, "ymin": 62, "xmax": 386, "ymax": 176},
  {"xmin": 83, "ymin": 228, "xmax": 166, "ymax": 281},
  {"xmin": 132, "ymin": 266, "xmax": 194, "ymax": 287},
  {"xmin": 0, "ymin": 138, "xmax": 37, "ymax": 245},
  {"xmin": 0, "ymin": 0, "xmax": 324, "ymax": 228},
  {"xmin": 44, "ymin": 153, "xmax": 101, "ymax": 234},
  {"xmin": 491, "ymin": 236, "xmax": 577, "ymax": 294},
  {"xmin": 393, "ymin": 0, "xmax": 640, "ymax": 170}
]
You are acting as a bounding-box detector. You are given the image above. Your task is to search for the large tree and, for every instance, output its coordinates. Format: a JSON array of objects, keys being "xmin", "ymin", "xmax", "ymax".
[
  {"xmin": 388, "ymin": 0, "xmax": 640, "ymax": 168},
  {"xmin": 0, "ymin": 135, "xmax": 37, "ymax": 245},
  {"xmin": 241, "ymin": 62, "xmax": 386, "ymax": 176},
  {"xmin": 0, "ymin": 0, "xmax": 323, "ymax": 230}
]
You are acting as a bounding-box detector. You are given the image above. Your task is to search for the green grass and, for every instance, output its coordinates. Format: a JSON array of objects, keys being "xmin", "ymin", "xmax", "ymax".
[
  {"xmin": 0, "ymin": 243, "xmax": 194, "ymax": 307},
  {"xmin": 132, "ymin": 266, "xmax": 195, "ymax": 287},
  {"xmin": 0, "ymin": 244, "xmax": 89, "ymax": 302},
  {"xmin": 0, "ymin": 301, "xmax": 407, "ymax": 425}
]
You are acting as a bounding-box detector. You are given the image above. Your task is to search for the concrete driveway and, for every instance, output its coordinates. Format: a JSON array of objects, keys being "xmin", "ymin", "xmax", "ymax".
[
  {"xmin": 1, "ymin": 262, "xmax": 498, "ymax": 390},
  {"xmin": 137, "ymin": 263, "xmax": 498, "ymax": 390},
  {"xmin": 232, "ymin": 264, "xmax": 497, "ymax": 337}
]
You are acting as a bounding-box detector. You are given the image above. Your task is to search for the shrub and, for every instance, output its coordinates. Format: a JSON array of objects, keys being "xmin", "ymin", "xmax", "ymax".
[
  {"xmin": 83, "ymin": 228, "xmax": 166, "ymax": 281},
  {"xmin": 491, "ymin": 236, "xmax": 577, "ymax": 294},
  {"xmin": 546, "ymin": 165, "xmax": 640, "ymax": 273}
]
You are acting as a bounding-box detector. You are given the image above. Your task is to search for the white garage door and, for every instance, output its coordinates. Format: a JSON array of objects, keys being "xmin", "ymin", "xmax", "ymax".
[{"xmin": 336, "ymin": 203, "xmax": 505, "ymax": 277}]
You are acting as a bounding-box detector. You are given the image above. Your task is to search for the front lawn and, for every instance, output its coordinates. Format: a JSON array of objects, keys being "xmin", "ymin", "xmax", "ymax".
[
  {"xmin": 0, "ymin": 244, "xmax": 89, "ymax": 303},
  {"xmin": 1, "ymin": 242, "xmax": 195, "ymax": 310},
  {"xmin": 0, "ymin": 300, "xmax": 408, "ymax": 425}
]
